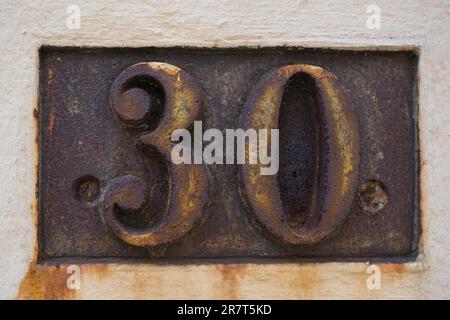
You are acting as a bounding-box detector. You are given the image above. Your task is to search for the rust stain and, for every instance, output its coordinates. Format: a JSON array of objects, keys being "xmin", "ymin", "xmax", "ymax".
[
  {"xmin": 18, "ymin": 199, "xmax": 72, "ymax": 300},
  {"xmin": 285, "ymin": 268, "xmax": 324, "ymax": 298},
  {"xmin": 84, "ymin": 264, "xmax": 111, "ymax": 282},
  {"xmin": 374, "ymin": 263, "xmax": 417, "ymax": 287},
  {"xmin": 131, "ymin": 268, "xmax": 164, "ymax": 300},
  {"xmin": 16, "ymin": 260, "xmax": 421, "ymax": 299},
  {"xmin": 18, "ymin": 265, "xmax": 76, "ymax": 300},
  {"xmin": 381, "ymin": 263, "xmax": 407, "ymax": 275},
  {"xmin": 47, "ymin": 110, "xmax": 55, "ymax": 137},
  {"xmin": 216, "ymin": 264, "xmax": 249, "ymax": 299},
  {"xmin": 215, "ymin": 264, "xmax": 326, "ymax": 299},
  {"xmin": 47, "ymin": 68, "xmax": 54, "ymax": 86}
]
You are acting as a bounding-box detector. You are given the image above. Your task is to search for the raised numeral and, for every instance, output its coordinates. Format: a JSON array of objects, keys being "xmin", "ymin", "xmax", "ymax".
[
  {"xmin": 101, "ymin": 62, "xmax": 208, "ymax": 247},
  {"xmin": 240, "ymin": 64, "xmax": 359, "ymax": 244}
]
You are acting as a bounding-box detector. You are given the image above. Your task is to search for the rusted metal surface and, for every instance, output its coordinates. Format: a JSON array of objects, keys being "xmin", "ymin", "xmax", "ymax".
[
  {"xmin": 38, "ymin": 47, "xmax": 419, "ymax": 261},
  {"xmin": 240, "ymin": 64, "xmax": 359, "ymax": 244}
]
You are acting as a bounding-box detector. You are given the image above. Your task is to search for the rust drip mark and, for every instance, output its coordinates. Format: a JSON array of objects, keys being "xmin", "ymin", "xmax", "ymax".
[
  {"xmin": 47, "ymin": 68, "xmax": 55, "ymax": 86},
  {"xmin": 46, "ymin": 67, "xmax": 56, "ymax": 138},
  {"xmin": 18, "ymin": 265, "xmax": 76, "ymax": 300},
  {"xmin": 216, "ymin": 264, "xmax": 325, "ymax": 299},
  {"xmin": 18, "ymin": 125, "xmax": 46, "ymax": 299},
  {"xmin": 285, "ymin": 268, "xmax": 324, "ymax": 298},
  {"xmin": 382, "ymin": 263, "xmax": 407, "ymax": 275},
  {"xmin": 216, "ymin": 265, "xmax": 249, "ymax": 299},
  {"xmin": 47, "ymin": 110, "xmax": 55, "ymax": 137}
]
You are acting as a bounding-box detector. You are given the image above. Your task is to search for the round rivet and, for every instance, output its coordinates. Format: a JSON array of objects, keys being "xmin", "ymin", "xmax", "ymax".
[
  {"xmin": 357, "ymin": 180, "xmax": 388, "ymax": 213},
  {"xmin": 113, "ymin": 88, "xmax": 151, "ymax": 125},
  {"xmin": 73, "ymin": 175, "xmax": 100, "ymax": 203}
]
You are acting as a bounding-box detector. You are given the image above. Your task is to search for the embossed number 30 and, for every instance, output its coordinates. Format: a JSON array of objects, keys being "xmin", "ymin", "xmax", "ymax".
[{"xmin": 101, "ymin": 62, "xmax": 359, "ymax": 247}]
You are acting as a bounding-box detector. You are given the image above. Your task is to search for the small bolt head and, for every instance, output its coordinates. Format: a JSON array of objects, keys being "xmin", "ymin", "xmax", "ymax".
[{"xmin": 113, "ymin": 88, "xmax": 151, "ymax": 125}]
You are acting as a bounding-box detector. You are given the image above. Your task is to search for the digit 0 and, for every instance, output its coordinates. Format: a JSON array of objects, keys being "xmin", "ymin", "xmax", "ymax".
[{"xmin": 240, "ymin": 64, "xmax": 359, "ymax": 244}]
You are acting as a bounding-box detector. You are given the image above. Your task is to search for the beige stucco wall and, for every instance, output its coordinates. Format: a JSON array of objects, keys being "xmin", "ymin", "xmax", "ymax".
[{"xmin": 0, "ymin": 0, "xmax": 449, "ymax": 299}]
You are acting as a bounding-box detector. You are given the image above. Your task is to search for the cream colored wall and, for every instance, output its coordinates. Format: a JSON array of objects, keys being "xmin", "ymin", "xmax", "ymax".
[{"xmin": 0, "ymin": 0, "xmax": 449, "ymax": 299}]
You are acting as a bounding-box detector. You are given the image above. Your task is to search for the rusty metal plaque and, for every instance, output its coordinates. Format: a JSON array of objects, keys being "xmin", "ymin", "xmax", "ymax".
[{"xmin": 38, "ymin": 47, "xmax": 419, "ymax": 263}]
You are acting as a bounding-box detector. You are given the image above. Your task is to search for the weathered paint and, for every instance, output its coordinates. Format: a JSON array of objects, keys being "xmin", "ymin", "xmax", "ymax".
[{"xmin": 18, "ymin": 260, "xmax": 427, "ymax": 299}]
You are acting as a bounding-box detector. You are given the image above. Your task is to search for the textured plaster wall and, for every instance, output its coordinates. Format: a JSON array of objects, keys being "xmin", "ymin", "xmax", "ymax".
[{"xmin": 0, "ymin": 0, "xmax": 449, "ymax": 299}]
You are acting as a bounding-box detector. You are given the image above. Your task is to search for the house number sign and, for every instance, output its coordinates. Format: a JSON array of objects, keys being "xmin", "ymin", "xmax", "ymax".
[{"xmin": 38, "ymin": 47, "xmax": 419, "ymax": 262}]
